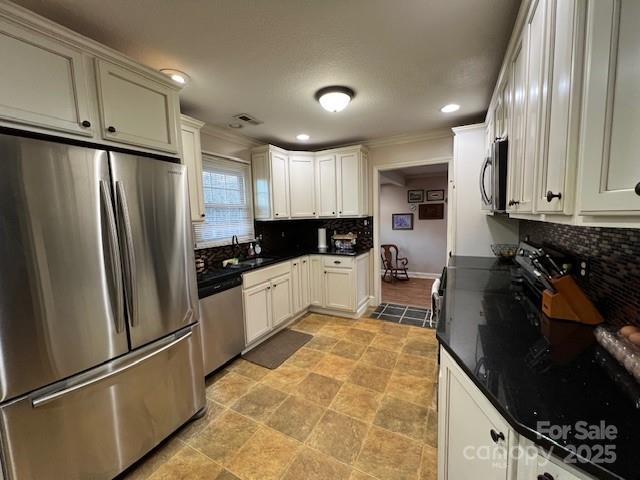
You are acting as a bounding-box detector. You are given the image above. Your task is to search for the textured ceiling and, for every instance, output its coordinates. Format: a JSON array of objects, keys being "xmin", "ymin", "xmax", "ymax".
[{"xmin": 14, "ymin": 0, "xmax": 521, "ymax": 149}]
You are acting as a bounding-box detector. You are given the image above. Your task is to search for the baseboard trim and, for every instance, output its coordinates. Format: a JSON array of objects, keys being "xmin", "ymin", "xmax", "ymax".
[{"xmin": 379, "ymin": 270, "xmax": 440, "ymax": 280}]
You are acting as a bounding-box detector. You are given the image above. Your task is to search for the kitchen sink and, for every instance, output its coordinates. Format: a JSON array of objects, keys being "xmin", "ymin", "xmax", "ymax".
[{"xmin": 237, "ymin": 257, "xmax": 276, "ymax": 267}]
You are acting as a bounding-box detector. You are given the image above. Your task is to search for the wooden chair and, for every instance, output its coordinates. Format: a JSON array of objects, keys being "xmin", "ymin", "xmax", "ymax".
[{"xmin": 381, "ymin": 244, "xmax": 409, "ymax": 282}]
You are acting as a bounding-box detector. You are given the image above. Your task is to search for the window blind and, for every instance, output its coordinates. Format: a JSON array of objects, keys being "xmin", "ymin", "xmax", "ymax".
[{"xmin": 193, "ymin": 154, "xmax": 255, "ymax": 249}]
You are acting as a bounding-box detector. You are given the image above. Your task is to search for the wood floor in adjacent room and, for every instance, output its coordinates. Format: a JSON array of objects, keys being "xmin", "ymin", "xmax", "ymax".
[
  {"xmin": 122, "ymin": 313, "xmax": 438, "ymax": 480},
  {"xmin": 381, "ymin": 277, "xmax": 434, "ymax": 309}
]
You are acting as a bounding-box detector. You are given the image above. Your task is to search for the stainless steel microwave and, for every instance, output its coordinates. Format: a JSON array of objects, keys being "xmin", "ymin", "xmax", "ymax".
[{"xmin": 480, "ymin": 138, "xmax": 508, "ymax": 213}]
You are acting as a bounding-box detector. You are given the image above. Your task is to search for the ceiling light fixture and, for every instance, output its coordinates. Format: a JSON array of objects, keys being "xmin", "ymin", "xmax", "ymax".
[
  {"xmin": 315, "ymin": 86, "xmax": 355, "ymax": 113},
  {"xmin": 296, "ymin": 133, "xmax": 310, "ymax": 141},
  {"xmin": 440, "ymin": 103, "xmax": 460, "ymax": 113},
  {"xmin": 160, "ymin": 69, "xmax": 191, "ymax": 85}
]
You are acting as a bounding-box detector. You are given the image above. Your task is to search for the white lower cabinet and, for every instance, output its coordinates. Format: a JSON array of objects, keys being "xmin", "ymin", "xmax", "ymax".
[
  {"xmin": 243, "ymin": 282, "xmax": 272, "ymax": 345},
  {"xmin": 324, "ymin": 267, "xmax": 354, "ymax": 312},
  {"xmin": 243, "ymin": 253, "xmax": 370, "ymax": 348},
  {"xmin": 242, "ymin": 263, "xmax": 293, "ymax": 346},
  {"xmin": 270, "ymin": 274, "xmax": 293, "ymax": 328},
  {"xmin": 291, "ymin": 257, "xmax": 310, "ymax": 313},
  {"xmin": 309, "ymin": 256, "xmax": 324, "ymax": 307},
  {"xmin": 439, "ymin": 347, "xmax": 595, "ymax": 480},
  {"xmin": 439, "ymin": 348, "xmax": 513, "ymax": 480}
]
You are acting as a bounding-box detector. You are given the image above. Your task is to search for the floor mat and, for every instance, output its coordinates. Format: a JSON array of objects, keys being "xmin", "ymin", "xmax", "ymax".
[
  {"xmin": 242, "ymin": 328, "xmax": 312, "ymax": 369},
  {"xmin": 370, "ymin": 303, "xmax": 436, "ymax": 329}
]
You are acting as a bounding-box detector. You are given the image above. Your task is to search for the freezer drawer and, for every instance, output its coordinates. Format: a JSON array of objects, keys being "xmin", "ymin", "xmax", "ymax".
[{"xmin": 0, "ymin": 325, "xmax": 205, "ymax": 480}]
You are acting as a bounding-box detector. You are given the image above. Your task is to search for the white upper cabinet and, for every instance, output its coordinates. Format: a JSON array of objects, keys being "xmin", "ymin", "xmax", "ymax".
[
  {"xmin": 251, "ymin": 145, "xmax": 289, "ymax": 219},
  {"xmin": 579, "ymin": 0, "xmax": 640, "ymax": 214},
  {"xmin": 270, "ymin": 150, "xmax": 289, "ymax": 218},
  {"xmin": 289, "ymin": 153, "xmax": 316, "ymax": 217},
  {"xmin": 180, "ymin": 115, "xmax": 206, "ymax": 222},
  {"xmin": 316, "ymin": 154, "xmax": 338, "ymax": 217},
  {"xmin": 507, "ymin": 36, "xmax": 527, "ymax": 213},
  {"xmin": 0, "ymin": 3, "xmax": 182, "ymax": 155},
  {"xmin": 337, "ymin": 151, "xmax": 360, "ymax": 216},
  {"xmin": 96, "ymin": 60, "xmax": 179, "ymax": 153},
  {"xmin": 536, "ymin": 0, "xmax": 583, "ymax": 214},
  {"xmin": 520, "ymin": 0, "xmax": 548, "ymax": 214},
  {"xmin": 252, "ymin": 145, "xmax": 368, "ymax": 221},
  {"xmin": 0, "ymin": 17, "xmax": 94, "ymax": 137}
]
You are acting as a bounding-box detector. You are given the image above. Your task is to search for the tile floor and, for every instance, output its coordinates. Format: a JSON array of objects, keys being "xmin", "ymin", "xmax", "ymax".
[
  {"xmin": 370, "ymin": 303, "xmax": 435, "ymax": 329},
  {"xmin": 122, "ymin": 312, "xmax": 439, "ymax": 480},
  {"xmin": 381, "ymin": 278, "xmax": 434, "ymax": 309}
]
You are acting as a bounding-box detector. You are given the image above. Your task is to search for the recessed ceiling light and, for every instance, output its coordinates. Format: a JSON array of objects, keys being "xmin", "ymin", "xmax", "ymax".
[
  {"xmin": 440, "ymin": 103, "xmax": 460, "ymax": 113},
  {"xmin": 296, "ymin": 133, "xmax": 310, "ymax": 141},
  {"xmin": 228, "ymin": 123, "xmax": 243, "ymax": 129},
  {"xmin": 160, "ymin": 69, "xmax": 190, "ymax": 85},
  {"xmin": 315, "ymin": 86, "xmax": 355, "ymax": 113}
]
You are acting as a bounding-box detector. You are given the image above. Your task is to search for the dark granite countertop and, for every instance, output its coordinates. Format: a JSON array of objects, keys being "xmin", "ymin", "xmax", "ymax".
[
  {"xmin": 437, "ymin": 256, "xmax": 639, "ymax": 480},
  {"xmin": 197, "ymin": 248, "xmax": 371, "ymax": 298}
]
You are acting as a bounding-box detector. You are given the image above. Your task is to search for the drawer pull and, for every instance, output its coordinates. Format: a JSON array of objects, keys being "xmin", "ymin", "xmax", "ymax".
[
  {"xmin": 635, "ymin": 182, "xmax": 640, "ymax": 196},
  {"xmin": 107, "ymin": 126, "xmax": 116, "ymax": 133},
  {"xmin": 81, "ymin": 120, "xmax": 91, "ymax": 128},
  {"xmin": 546, "ymin": 191, "xmax": 562, "ymax": 202},
  {"xmin": 537, "ymin": 474, "xmax": 554, "ymax": 480},
  {"xmin": 334, "ymin": 260, "xmax": 341, "ymax": 264},
  {"xmin": 489, "ymin": 429, "xmax": 505, "ymax": 443}
]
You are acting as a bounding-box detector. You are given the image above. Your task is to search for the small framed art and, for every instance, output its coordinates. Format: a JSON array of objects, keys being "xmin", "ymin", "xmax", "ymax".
[
  {"xmin": 426, "ymin": 189, "xmax": 445, "ymax": 201},
  {"xmin": 392, "ymin": 213, "xmax": 414, "ymax": 230},
  {"xmin": 407, "ymin": 189, "xmax": 424, "ymax": 203},
  {"xmin": 419, "ymin": 203, "xmax": 444, "ymax": 220}
]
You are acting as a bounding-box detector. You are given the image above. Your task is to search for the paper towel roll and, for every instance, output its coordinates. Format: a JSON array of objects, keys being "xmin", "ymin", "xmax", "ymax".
[{"xmin": 318, "ymin": 228, "xmax": 327, "ymax": 250}]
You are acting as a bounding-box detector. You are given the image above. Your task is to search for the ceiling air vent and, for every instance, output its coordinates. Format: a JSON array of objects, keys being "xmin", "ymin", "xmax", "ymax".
[{"xmin": 232, "ymin": 113, "xmax": 263, "ymax": 126}]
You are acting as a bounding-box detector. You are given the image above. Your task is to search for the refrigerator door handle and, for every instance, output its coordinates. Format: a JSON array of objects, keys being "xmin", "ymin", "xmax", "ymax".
[
  {"xmin": 115, "ymin": 181, "xmax": 139, "ymax": 328},
  {"xmin": 31, "ymin": 330, "xmax": 193, "ymax": 408},
  {"xmin": 99, "ymin": 180, "xmax": 125, "ymax": 334}
]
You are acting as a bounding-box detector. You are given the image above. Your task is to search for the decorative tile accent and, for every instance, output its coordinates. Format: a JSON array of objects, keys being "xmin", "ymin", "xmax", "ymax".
[
  {"xmin": 370, "ymin": 303, "xmax": 436, "ymax": 329},
  {"xmin": 519, "ymin": 220, "xmax": 640, "ymax": 326}
]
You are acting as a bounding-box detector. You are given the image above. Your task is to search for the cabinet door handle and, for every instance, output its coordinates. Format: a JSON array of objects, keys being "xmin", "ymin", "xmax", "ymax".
[
  {"xmin": 107, "ymin": 126, "xmax": 116, "ymax": 133},
  {"xmin": 635, "ymin": 182, "xmax": 640, "ymax": 196},
  {"xmin": 537, "ymin": 474, "xmax": 554, "ymax": 480},
  {"xmin": 275, "ymin": 213, "xmax": 279, "ymax": 216},
  {"xmin": 489, "ymin": 429, "xmax": 505, "ymax": 443},
  {"xmin": 332, "ymin": 212, "xmax": 335, "ymax": 215},
  {"xmin": 303, "ymin": 260, "xmax": 307, "ymax": 264},
  {"xmin": 81, "ymin": 120, "xmax": 91, "ymax": 128},
  {"xmin": 546, "ymin": 191, "xmax": 562, "ymax": 202},
  {"xmin": 267, "ymin": 286, "xmax": 271, "ymax": 289}
]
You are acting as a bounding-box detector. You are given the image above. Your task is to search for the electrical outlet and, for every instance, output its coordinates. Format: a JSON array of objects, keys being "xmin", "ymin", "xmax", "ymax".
[{"xmin": 575, "ymin": 257, "xmax": 590, "ymax": 279}]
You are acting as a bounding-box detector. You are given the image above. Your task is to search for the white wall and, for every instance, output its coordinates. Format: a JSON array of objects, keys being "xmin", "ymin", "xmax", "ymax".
[
  {"xmin": 452, "ymin": 124, "xmax": 519, "ymax": 256},
  {"xmin": 367, "ymin": 130, "xmax": 453, "ymax": 211},
  {"xmin": 380, "ymin": 175, "xmax": 448, "ymax": 275},
  {"xmin": 199, "ymin": 124, "xmax": 258, "ymax": 161}
]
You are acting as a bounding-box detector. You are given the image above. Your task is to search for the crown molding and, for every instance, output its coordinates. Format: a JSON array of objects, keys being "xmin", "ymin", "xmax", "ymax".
[
  {"xmin": 451, "ymin": 122, "xmax": 487, "ymax": 134},
  {"xmin": 364, "ymin": 127, "xmax": 453, "ymax": 149},
  {"xmin": 200, "ymin": 124, "xmax": 261, "ymax": 148}
]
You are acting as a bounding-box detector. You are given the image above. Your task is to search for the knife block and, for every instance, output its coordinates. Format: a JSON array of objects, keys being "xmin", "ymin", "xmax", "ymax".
[{"xmin": 541, "ymin": 276, "xmax": 604, "ymax": 325}]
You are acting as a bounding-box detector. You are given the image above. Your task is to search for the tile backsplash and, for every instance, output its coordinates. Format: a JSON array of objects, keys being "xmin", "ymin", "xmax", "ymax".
[
  {"xmin": 519, "ymin": 220, "xmax": 640, "ymax": 327},
  {"xmin": 194, "ymin": 217, "xmax": 373, "ymax": 275}
]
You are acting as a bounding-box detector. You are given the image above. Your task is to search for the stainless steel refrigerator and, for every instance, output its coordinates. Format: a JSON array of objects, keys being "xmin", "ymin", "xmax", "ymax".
[{"xmin": 0, "ymin": 132, "xmax": 205, "ymax": 479}]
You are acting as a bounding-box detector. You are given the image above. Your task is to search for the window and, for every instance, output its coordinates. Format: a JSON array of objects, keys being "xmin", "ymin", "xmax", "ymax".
[{"xmin": 193, "ymin": 154, "xmax": 254, "ymax": 248}]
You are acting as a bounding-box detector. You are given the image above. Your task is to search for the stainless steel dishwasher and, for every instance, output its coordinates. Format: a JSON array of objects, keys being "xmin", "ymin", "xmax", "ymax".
[{"xmin": 198, "ymin": 273, "xmax": 245, "ymax": 375}]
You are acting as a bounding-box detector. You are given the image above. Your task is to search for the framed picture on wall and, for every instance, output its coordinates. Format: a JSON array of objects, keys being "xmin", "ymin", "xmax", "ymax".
[
  {"xmin": 426, "ymin": 189, "xmax": 445, "ymax": 201},
  {"xmin": 407, "ymin": 189, "xmax": 424, "ymax": 203},
  {"xmin": 419, "ymin": 203, "xmax": 444, "ymax": 220},
  {"xmin": 392, "ymin": 213, "xmax": 414, "ymax": 230}
]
